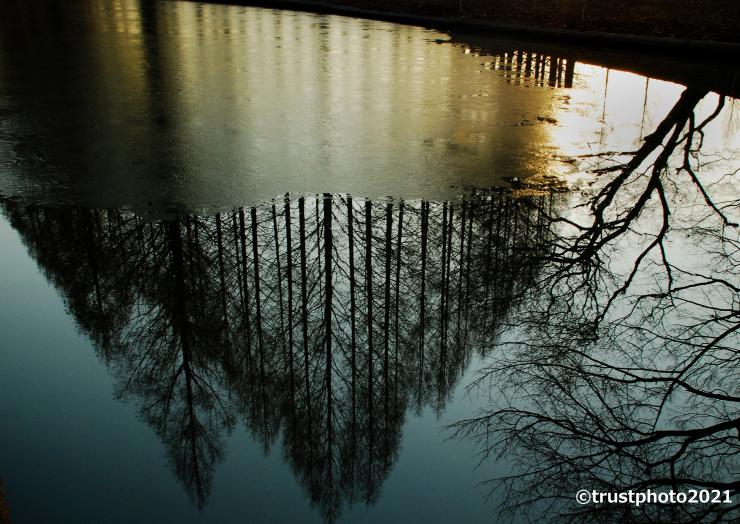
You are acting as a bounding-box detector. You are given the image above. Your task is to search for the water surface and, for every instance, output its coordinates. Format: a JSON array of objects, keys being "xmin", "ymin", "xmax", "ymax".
[{"xmin": 0, "ymin": 1, "xmax": 738, "ymax": 523}]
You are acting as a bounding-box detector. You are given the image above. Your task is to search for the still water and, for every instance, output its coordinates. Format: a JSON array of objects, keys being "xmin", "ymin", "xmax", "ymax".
[{"xmin": 0, "ymin": 1, "xmax": 738, "ymax": 523}]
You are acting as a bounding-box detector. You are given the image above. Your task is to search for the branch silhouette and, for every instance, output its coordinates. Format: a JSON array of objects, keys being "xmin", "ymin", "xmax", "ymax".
[
  {"xmin": 1, "ymin": 188, "xmax": 552, "ymax": 521},
  {"xmin": 451, "ymin": 89, "xmax": 739, "ymax": 523}
]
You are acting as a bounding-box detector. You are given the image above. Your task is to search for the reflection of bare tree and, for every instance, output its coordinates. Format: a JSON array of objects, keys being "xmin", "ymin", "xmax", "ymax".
[
  {"xmin": 1, "ymin": 188, "xmax": 551, "ymax": 521},
  {"xmin": 453, "ymin": 89, "xmax": 739, "ymax": 523},
  {"xmin": 482, "ymin": 50, "xmax": 576, "ymax": 88}
]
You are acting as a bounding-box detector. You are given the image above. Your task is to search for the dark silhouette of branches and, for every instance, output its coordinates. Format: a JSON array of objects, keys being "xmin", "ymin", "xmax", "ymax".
[
  {"xmin": 452, "ymin": 89, "xmax": 739, "ymax": 523},
  {"xmin": 0, "ymin": 188, "xmax": 551, "ymax": 521}
]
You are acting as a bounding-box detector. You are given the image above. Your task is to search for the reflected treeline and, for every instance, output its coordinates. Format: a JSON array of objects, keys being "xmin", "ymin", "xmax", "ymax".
[
  {"xmin": 453, "ymin": 88, "xmax": 739, "ymax": 522},
  {"xmin": 483, "ymin": 51, "xmax": 576, "ymax": 88},
  {"xmin": 0, "ymin": 189, "xmax": 552, "ymax": 521}
]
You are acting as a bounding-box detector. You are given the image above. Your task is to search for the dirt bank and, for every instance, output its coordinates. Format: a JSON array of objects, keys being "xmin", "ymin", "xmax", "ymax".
[
  {"xmin": 316, "ymin": 0, "xmax": 740, "ymax": 43},
  {"xmin": 222, "ymin": 0, "xmax": 740, "ymax": 44}
]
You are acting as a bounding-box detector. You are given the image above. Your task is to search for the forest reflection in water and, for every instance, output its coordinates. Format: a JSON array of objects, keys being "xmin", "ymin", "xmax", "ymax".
[
  {"xmin": 0, "ymin": 0, "xmax": 738, "ymax": 519},
  {"xmin": 2, "ymin": 188, "xmax": 552, "ymax": 521},
  {"xmin": 1, "ymin": 83, "xmax": 739, "ymax": 523}
]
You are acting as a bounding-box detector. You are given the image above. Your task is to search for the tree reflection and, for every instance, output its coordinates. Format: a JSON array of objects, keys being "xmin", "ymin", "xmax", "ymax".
[
  {"xmin": 3, "ymin": 86, "xmax": 734, "ymax": 522},
  {"xmin": 0, "ymin": 188, "xmax": 551, "ymax": 521},
  {"xmin": 484, "ymin": 50, "xmax": 576, "ymax": 88},
  {"xmin": 452, "ymin": 89, "xmax": 739, "ymax": 522}
]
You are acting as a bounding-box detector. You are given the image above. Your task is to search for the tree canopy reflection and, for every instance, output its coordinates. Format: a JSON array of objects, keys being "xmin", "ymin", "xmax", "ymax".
[{"xmin": 1, "ymin": 188, "xmax": 552, "ymax": 521}]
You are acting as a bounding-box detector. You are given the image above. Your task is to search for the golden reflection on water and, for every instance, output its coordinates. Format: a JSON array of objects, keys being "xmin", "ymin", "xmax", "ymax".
[
  {"xmin": 0, "ymin": 0, "xmax": 737, "ymax": 209},
  {"xmin": 540, "ymin": 65, "xmax": 738, "ymax": 185}
]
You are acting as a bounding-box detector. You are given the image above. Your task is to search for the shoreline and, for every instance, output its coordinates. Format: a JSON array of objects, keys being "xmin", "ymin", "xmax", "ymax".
[{"xmin": 182, "ymin": 0, "xmax": 740, "ymax": 61}]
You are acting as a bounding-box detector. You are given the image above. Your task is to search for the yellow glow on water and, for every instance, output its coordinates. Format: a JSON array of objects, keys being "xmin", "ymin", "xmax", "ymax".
[
  {"xmin": 539, "ymin": 64, "xmax": 739, "ymax": 187},
  {"xmin": 89, "ymin": 0, "xmax": 142, "ymax": 35},
  {"xmin": 0, "ymin": 0, "xmax": 737, "ymax": 208}
]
